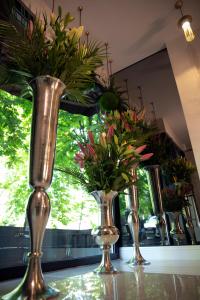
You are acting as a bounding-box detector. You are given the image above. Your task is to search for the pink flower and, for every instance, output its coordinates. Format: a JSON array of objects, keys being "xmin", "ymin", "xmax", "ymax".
[
  {"xmin": 124, "ymin": 122, "xmax": 131, "ymax": 132},
  {"xmin": 135, "ymin": 145, "xmax": 146, "ymax": 154},
  {"xmin": 78, "ymin": 143, "xmax": 86, "ymax": 154},
  {"xmin": 27, "ymin": 20, "xmax": 33, "ymax": 40},
  {"xmin": 141, "ymin": 153, "xmax": 153, "ymax": 161},
  {"xmin": 99, "ymin": 132, "xmax": 107, "ymax": 148},
  {"xmin": 107, "ymin": 125, "xmax": 115, "ymax": 141},
  {"xmin": 87, "ymin": 144, "xmax": 96, "ymax": 157},
  {"xmin": 75, "ymin": 153, "xmax": 85, "ymax": 168},
  {"xmin": 88, "ymin": 131, "xmax": 95, "ymax": 145},
  {"xmin": 127, "ymin": 145, "xmax": 133, "ymax": 150}
]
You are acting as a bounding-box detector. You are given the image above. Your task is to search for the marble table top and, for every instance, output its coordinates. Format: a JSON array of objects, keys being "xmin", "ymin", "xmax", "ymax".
[{"xmin": 50, "ymin": 268, "xmax": 200, "ymax": 300}]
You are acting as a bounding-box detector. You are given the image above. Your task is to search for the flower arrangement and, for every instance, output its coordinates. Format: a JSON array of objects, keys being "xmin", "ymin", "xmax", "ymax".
[
  {"xmin": 161, "ymin": 157, "xmax": 195, "ymax": 212},
  {"xmin": 162, "ymin": 182, "xmax": 191, "ymax": 212},
  {"xmin": 73, "ymin": 127, "xmax": 152, "ymax": 193},
  {"xmin": 102, "ymin": 109, "xmax": 153, "ymax": 145},
  {"xmin": 58, "ymin": 109, "xmax": 152, "ymax": 193},
  {"xmin": 0, "ymin": 6, "xmax": 104, "ymax": 101},
  {"xmin": 57, "ymin": 109, "xmax": 153, "ymax": 193}
]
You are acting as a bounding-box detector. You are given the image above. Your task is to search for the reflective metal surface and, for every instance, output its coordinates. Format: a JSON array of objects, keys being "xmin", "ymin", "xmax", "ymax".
[
  {"xmin": 167, "ymin": 211, "xmax": 185, "ymax": 245},
  {"xmin": 145, "ymin": 165, "xmax": 170, "ymax": 245},
  {"xmin": 2, "ymin": 76, "xmax": 65, "ymax": 300},
  {"xmin": 127, "ymin": 169, "xmax": 150, "ymax": 266},
  {"xmin": 91, "ymin": 191, "xmax": 119, "ymax": 274},
  {"xmin": 30, "ymin": 76, "xmax": 66, "ymax": 188},
  {"xmin": 184, "ymin": 203, "xmax": 197, "ymax": 245}
]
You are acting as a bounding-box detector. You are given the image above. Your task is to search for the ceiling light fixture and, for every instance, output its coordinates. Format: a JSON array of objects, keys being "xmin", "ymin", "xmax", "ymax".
[{"xmin": 175, "ymin": 0, "xmax": 195, "ymax": 42}]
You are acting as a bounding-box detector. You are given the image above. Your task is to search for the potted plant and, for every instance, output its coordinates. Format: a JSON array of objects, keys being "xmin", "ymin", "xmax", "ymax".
[
  {"xmin": 163, "ymin": 156, "xmax": 195, "ymax": 185},
  {"xmin": 162, "ymin": 156, "xmax": 196, "ymax": 244},
  {"xmin": 162, "ymin": 183, "xmax": 190, "ymax": 241}
]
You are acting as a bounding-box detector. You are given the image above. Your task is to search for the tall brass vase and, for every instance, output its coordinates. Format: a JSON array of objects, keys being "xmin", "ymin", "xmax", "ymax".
[
  {"xmin": 2, "ymin": 76, "xmax": 65, "ymax": 300},
  {"xmin": 91, "ymin": 190, "xmax": 119, "ymax": 274},
  {"xmin": 127, "ymin": 169, "xmax": 150, "ymax": 266}
]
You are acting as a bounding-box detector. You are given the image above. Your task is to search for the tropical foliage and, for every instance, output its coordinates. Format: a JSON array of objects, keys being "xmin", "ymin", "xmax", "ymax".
[
  {"xmin": 0, "ymin": 89, "xmax": 98, "ymax": 228},
  {"xmin": 0, "ymin": 6, "xmax": 104, "ymax": 101}
]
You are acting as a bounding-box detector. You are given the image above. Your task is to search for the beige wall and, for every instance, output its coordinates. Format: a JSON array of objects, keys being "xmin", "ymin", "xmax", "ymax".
[
  {"xmin": 22, "ymin": 0, "xmax": 50, "ymax": 15},
  {"xmin": 165, "ymin": 0, "xmax": 200, "ymax": 180},
  {"xmin": 167, "ymin": 38, "xmax": 200, "ymax": 175}
]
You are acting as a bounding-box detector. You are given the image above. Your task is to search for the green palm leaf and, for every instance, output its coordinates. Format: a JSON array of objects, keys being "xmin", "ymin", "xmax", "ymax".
[{"xmin": 0, "ymin": 9, "xmax": 104, "ymax": 103}]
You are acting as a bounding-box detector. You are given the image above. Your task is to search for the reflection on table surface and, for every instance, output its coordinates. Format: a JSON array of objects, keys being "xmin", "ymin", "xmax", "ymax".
[{"xmin": 50, "ymin": 269, "xmax": 200, "ymax": 300}]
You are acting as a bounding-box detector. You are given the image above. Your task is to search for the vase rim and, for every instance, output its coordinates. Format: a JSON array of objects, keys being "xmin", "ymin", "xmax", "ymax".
[
  {"xmin": 31, "ymin": 75, "xmax": 66, "ymax": 88},
  {"xmin": 91, "ymin": 190, "xmax": 118, "ymax": 198}
]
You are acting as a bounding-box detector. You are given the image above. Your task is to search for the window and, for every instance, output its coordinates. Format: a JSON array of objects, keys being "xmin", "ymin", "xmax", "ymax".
[
  {"xmin": 12, "ymin": 0, "xmax": 34, "ymax": 28},
  {"xmin": 0, "ymin": 89, "xmax": 118, "ymax": 278}
]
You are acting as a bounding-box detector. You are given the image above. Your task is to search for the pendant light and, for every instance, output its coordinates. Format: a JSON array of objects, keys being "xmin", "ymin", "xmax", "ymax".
[{"xmin": 175, "ymin": 0, "xmax": 195, "ymax": 42}]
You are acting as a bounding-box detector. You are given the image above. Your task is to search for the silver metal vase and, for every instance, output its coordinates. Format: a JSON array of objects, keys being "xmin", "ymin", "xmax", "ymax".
[
  {"xmin": 127, "ymin": 169, "xmax": 150, "ymax": 266},
  {"xmin": 167, "ymin": 211, "xmax": 185, "ymax": 245},
  {"xmin": 91, "ymin": 190, "xmax": 119, "ymax": 274},
  {"xmin": 184, "ymin": 204, "xmax": 197, "ymax": 244},
  {"xmin": 2, "ymin": 76, "xmax": 66, "ymax": 300},
  {"xmin": 145, "ymin": 165, "xmax": 170, "ymax": 245}
]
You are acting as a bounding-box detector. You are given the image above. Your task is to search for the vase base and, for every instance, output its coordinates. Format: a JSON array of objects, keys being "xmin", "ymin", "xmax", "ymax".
[
  {"xmin": 93, "ymin": 264, "xmax": 118, "ymax": 274},
  {"xmin": 127, "ymin": 257, "xmax": 150, "ymax": 267},
  {"xmin": 2, "ymin": 284, "xmax": 59, "ymax": 300}
]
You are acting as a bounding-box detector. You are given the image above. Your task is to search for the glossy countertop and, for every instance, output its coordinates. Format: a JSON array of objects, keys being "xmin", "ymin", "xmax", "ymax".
[
  {"xmin": 1, "ymin": 260, "xmax": 200, "ymax": 299},
  {"xmin": 51, "ymin": 269, "xmax": 200, "ymax": 300}
]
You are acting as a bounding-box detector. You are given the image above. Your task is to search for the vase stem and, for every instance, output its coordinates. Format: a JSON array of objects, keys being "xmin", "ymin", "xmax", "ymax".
[{"xmin": 127, "ymin": 169, "xmax": 150, "ymax": 266}]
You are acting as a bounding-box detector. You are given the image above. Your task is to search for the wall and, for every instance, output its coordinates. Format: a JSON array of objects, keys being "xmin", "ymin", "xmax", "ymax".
[
  {"xmin": 120, "ymin": 245, "xmax": 200, "ymax": 264},
  {"xmin": 22, "ymin": 0, "xmax": 50, "ymax": 14},
  {"xmin": 114, "ymin": 49, "xmax": 191, "ymax": 150},
  {"xmin": 162, "ymin": 0, "xmax": 200, "ymax": 179},
  {"xmin": 166, "ymin": 38, "xmax": 200, "ymax": 175}
]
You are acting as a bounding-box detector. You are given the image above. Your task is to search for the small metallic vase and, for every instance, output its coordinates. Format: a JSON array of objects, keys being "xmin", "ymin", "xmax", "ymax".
[
  {"xmin": 2, "ymin": 76, "xmax": 65, "ymax": 300},
  {"xmin": 167, "ymin": 211, "xmax": 185, "ymax": 245},
  {"xmin": 127, "ymin": 169, "xmax": 150, "ymax": 266},
  {"xmin": 184, "ymin": 200, "xmax": 197, "ymax": 245},
  {"xmin": 145, "ymin": 165, "xmax": 170, "ymax": 245},
  {"xmin": 91, "ymin": 190, "xmax": 119, "ymax": 274}
]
